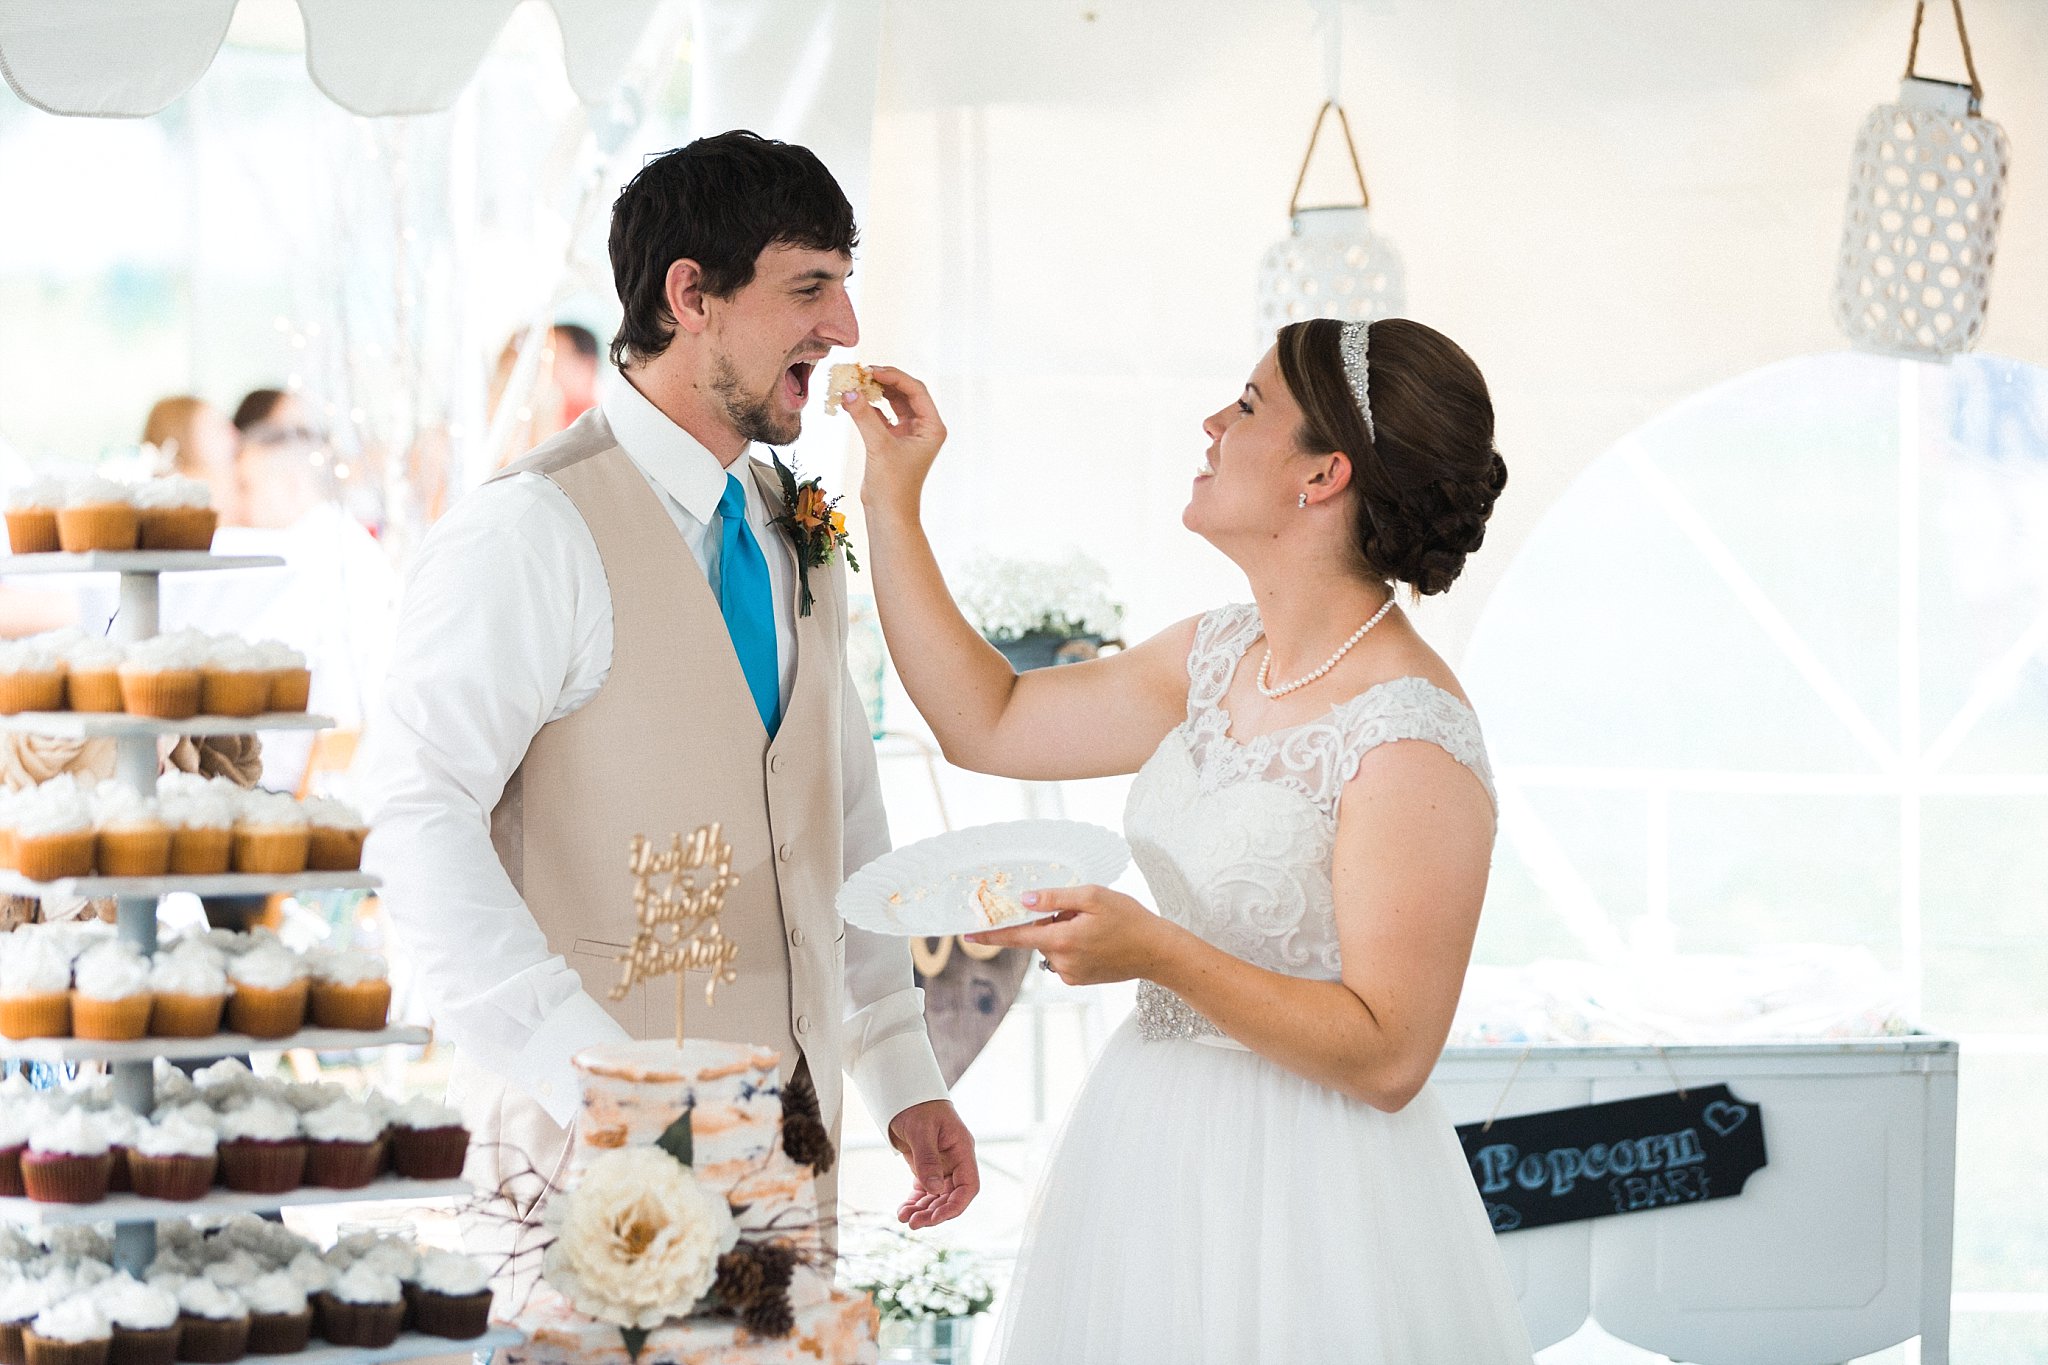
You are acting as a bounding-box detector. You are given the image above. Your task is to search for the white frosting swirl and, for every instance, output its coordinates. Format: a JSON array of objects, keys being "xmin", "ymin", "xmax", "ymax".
[
  {"xmin": 227, "ymin": 944, "xmax": 304, "ymax": 990},
  {"xmin": 298, "ymin": 798, "xmax": 365, "ymax": 831},
  {"xmin": 250, "ymin": 641, "xmax": 306, "ymax": 671},
  {"xmin": 202, "ymin": 1254, "xmax": 261, "ymax": 1290},
  {"xmin": 413, "ymin": 1251, "xmax": 489, "ymax": 1298},
  {"xmin": 328, "ymin": 1263, "xmax": 402, "ymax": 1306},
  {"xmin": 61, "ymin": 476, "xmax": 132, "ymax": 510},
  {"xmin": 0, "ymin": 1276, "xmax": 47, "ymax": 1322},
  {"xmin": 128, "ymin": 478, "xmax": 211, "ymax": 511},
  {"xmin": 148, "ymin": 947, "xmax": 227, "ymax": 997},
  {"xmin": 29, "ymin": 1296, "xmax": 109, "ymax": 1343},
  {"xmin": 309, "ymin": 949, "xmax": 386, "ymax": 985},
  {"xmin": 121, "ymin": 631, "xmax": 211, "ymax": 671},
  {"xmin": 203, "ymin": 639, "xmax": 269, "ymax": 673},
  {"xmin": 0, "ymin": 640, "xmax": 59, "ymax": 675},
  {"xmin": 4, "ymin": 478, "xmax": 68, "ymax": 512},
  {"xmin": 301, "ymin": 1102, "xmax": 381, "ymax": 1145},
  {"xmin": 28, "ymin": 1108, "xmax": 110, "ymax": 1157},
  {"xmin": 235, "ymin": 792, "xmax": 308, "ymax": 830},
  {"xmin": 217, "ymin": 1098, "xmax": 300, "ymax": 1143},
  {"xmin": 133, "ymin": 1113, "xmax": 218, "ymax": 1158},
  {"xmin": 283, "ymin": 1252, "xmax": 333, "ymax": 1295},
  {"xmin": 53, "ymin": 633, "xmax": 122, "ymax": 671},
  {"xmin": 93, "ymin": 1275, "xmax": 179, "ymax": 1330},
  {"xmin": 1, "ymin": 935, "xmax": 72, "ymax": 995},
  {"xmin": 91, "ymin": 783, "xmax": 161, "ymax": 830},
  {"xmin": 390, "ymin": 1096, "xmax": 462, "ymax": 1131},
  {"xmin": 353, "ymin": 1241, "xmax": 417, "ymax": 1282},
  {"xmin": 73, "ymin": 942, "xmax": 150, "ymax": 1001},
  {"xmin": 12, "ymin": 778, "xmax": 93, "ymax": 837},
  {"xmin": 176, "ymin": 1279, "xmax": 245, "ymax": 1321},
  {"xmin": 240, "ymin": 1271, "xmax": 306, "ymax": 1317}
]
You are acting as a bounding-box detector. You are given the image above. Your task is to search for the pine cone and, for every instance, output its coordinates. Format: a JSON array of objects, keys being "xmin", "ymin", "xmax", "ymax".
[
  {"xmin": 713, "ymin": 1249, "xmax": 767, "ymax": 1310},
  {"xmin": 753, "ymin": 1239, "xmax": 798, "ymax": 1293},
  {"xmin": 781, "ymin": 1114, "xmax": 836, "ymax": 1174},
  {"xmin": 782, "ymin": 1068, "xmax": 822, "ymax": 1126},
  {"xmin": 741, "ymin": 1293, "xmax": 796, "ymax": 1340}
]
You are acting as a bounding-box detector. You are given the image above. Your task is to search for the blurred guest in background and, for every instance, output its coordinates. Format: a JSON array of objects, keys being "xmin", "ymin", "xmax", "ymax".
[
  {"xmin": 551, "ymin": 323, "xmax": 601, "ymax": 428},
  {"xmin": 142, "ymin": 396, "xmax": 243, "ymax": 523},
  {"xmin": 486, "ymin": 322, "xmax": 605, "ymax": 466}
]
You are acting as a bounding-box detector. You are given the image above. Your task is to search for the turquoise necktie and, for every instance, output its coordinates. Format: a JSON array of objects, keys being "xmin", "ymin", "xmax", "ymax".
[{"xmin": 717, "ymin": 473, "xmax": 781, "ymax": 736}]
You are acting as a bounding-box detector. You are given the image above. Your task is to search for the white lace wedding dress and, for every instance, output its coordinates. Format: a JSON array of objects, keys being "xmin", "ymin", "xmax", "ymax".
[{"xmin": 992, "ymin": 604, "xmax": 1534, "ymax": 1364}]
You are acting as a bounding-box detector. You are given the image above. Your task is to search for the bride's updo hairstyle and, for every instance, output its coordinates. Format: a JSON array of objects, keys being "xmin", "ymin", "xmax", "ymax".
[{"xmin": 1276, "ymin": 318, "xmax": 1507, "ymax": 595}]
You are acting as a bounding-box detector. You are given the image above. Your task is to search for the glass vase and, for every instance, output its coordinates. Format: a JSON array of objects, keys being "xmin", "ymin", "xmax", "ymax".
[{"xmin": 877, "ymin": 1315, "xmax": 977, "ymax": 1364}]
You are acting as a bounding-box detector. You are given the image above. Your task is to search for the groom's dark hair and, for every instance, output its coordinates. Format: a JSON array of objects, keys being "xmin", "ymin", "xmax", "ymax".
[{"xmin": 607, "ymin": 130, "xmax": 859, "ymax": 369}]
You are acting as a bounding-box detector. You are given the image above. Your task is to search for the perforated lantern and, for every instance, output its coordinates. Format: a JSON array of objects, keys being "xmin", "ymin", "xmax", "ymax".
[
  {"xmin": 1832, "ymin": 0, "xmax": 2010, "ymax": 360},
  {"xmin": 1257, "ymin": 100, "xmax": 1405, "ymax": 337}
]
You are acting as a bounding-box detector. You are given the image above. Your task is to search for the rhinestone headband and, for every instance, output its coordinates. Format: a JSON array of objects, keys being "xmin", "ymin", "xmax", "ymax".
[{"xmin": 1339, "ymin": 319, "xmax": 1377, "ymax": 444}]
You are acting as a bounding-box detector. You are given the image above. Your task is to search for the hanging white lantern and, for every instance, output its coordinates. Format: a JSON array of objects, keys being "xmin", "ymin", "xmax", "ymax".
[
  {"xmin": 1832, "ymin": 0, "xmax": 2009, "ymax": 361},
  {"xmin": 1258, "ymin": 99, "xmax": 1406, "ymax": 337}
]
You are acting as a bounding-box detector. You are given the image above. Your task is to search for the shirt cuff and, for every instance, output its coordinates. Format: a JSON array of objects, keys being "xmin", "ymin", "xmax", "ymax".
[
  {"xmin": 848, "ymin": 1027, "xmax": 949, "ymax": 1136},
  {"xmin": 513, "ymin": 990, "xmax": 633, "ymax": 1128}
]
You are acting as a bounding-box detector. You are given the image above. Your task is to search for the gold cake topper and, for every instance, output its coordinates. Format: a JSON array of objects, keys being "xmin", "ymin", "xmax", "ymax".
[{"xmin": 613, "ymin": 824, "xmax": 742, "ymax": 1044}]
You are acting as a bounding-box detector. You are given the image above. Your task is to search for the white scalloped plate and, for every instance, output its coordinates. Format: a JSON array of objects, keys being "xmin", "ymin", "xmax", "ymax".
[{"xmin": 837, "ymin": 820, "xmax": 1131, "ymax": 937}]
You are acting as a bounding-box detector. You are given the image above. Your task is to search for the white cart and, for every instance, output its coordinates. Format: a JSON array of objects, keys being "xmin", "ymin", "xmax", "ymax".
[
  {"xmin": 1430, "ymin": 1038, "xmax": 1958, "ymax": 1365},
  {"xmin": 0, "ymin": 550, "xmax": 519, "ymax": 1361}
]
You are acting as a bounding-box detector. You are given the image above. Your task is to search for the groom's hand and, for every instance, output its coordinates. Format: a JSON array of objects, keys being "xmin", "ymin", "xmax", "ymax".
[
  {"xmin": 843, "ymin": 366, "xmax": 946, "ymax": 512},
  {"xmin": 887, "ymin": 1098, "xmax": 979, "ymax": 1229}
]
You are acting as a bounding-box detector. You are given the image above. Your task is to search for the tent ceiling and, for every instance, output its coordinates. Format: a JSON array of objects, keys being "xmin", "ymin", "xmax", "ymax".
[{"xmin": 0, "ymin": 0, "xmax": 662, "ymax": 117}]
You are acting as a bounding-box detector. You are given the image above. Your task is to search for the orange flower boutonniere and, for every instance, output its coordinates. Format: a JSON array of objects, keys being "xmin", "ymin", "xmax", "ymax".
[{"xmin": 770, "ymin": 455, "xmax": 859, "ymax": 617}]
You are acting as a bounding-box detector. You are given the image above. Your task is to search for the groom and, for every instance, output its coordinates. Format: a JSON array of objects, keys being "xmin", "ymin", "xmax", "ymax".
[{"xmin": 363, "ymin": 131, "xmax": 978, "ymax": 1270}]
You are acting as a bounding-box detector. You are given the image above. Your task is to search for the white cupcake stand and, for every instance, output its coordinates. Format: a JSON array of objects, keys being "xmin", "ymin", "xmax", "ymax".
[{"xmin": 0, "ymin": 551, "xmax": 519, "ymax": 1361}]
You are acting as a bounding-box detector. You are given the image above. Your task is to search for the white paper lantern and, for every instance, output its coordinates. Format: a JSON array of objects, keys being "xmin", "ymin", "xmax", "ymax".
[
  {"xmin": 1831, "ymin": 2, "xmax": 2009, "ymax": 361},
  {"xmin": 1257, "ymin": 100, "xmax": 1406, "ymax": 337}
]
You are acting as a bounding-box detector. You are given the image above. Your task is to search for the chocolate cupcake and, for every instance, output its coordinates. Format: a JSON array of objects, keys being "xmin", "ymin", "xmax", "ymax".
[
  {"xmin": 299, "ymin": 1102, "xmax": 383, "ymax": 1190},
  {"xmin": 406, "ymin": 1252, "xmax": 492, "ymax": 1340},
  {"xmin": 213, "ymin": 1101, "xmax": 304, "ymax": 1196},
  {"xmin": 311, "ymin": 1265, "xmax": 404, "ymax": 1349},
  {"xmin": 92, "ymin": 1277, "xmax": 181, "ymax": 1365},
  {"xmin": 22, "ymin": 1297, "xmax": 111, "ymax": 1365},
  {"xmin": 386, "ymin": 1098, "xmax": 468, "ymax": 1181},
  {"xmin": 170, "ymin": 1282, "xmax": 247, "ymax": 1365},
  {"xmin": 235, "ymin": 1277, "xmax": 308, "ymax": 1358},
  {"xmin": 21, "ymin": 1110, "xmax": 114, "ymax": 1204},
  {"xmin": 126, "ymin": 1114, "xmax": 218, "ymax": 1203}
]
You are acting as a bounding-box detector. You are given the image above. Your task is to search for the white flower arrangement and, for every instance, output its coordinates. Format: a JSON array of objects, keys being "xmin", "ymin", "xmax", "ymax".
[
  {"xmin": 540, "ymin": 1145, "xmax": 738, "ymax": 1331},
  {"xmin": 844, "ymin": 1235, "xmax": 994, "ymax": 1323},
  {"xmin": 954, "ymin": 551, "xmax": 1125, "ymax": 644}
]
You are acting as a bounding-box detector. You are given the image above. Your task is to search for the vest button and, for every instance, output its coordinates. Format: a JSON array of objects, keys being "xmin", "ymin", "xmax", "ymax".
[
  {"xmin": 790, "ymin": 927, "xmax": 807, "ymax": 948},
  {"xmin": 769, "ymin": 754, "xmax": 785, "ymax": 774},
  {"xmin": 777, "ymin": 843, "xmax": 793, "ymax": 863},
  {"xmin": 795, "ymin": 1014, "xmax": 811, "ymax": 1036}
]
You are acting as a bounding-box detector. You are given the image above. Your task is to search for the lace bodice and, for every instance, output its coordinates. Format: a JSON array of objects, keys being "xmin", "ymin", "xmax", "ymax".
[{"xmin": 1128, "ymin": 603, "xmax": 1496, "ymax": 1041}]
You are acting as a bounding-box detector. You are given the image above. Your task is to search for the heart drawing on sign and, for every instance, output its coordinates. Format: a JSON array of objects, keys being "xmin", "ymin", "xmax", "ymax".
[
  {"xmin": 1702, "ymin": 1100, "xmax": 1750, "ymax": 1137},
  {"xmin": 1486, "ymin": 1202, "xmax": 1523, "ymax": 1233}
]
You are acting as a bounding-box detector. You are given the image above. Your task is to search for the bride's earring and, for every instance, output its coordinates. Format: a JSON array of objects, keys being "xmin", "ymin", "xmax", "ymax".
[{"xmin": 1298, "ymin": 492, "xmax": 1309, "ymax": 509}]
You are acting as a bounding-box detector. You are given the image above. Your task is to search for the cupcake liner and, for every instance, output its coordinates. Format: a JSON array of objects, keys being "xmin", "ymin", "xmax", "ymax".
[
  {"xmin": 411, "ymin": 1289, "xmax": 492, "ymax": 1341},
  {"xmin": 21, "ymin": 1150, "xmax": 113, "ymax": 1203},
  {"xmin": 65, "ymin": 670, "xmax": 124, "ymax": 713},
  {"xmin": 310, "ymin": 1297, "xmax": 402, "ymax": 1350},
  {"xmin": 117, "ymin": 670, "xmax": 201, "ymax": 721},
  {"xmin": 198, "ymin": 672, "xmax": 268, "ymax": 719},
  {"xmin": 304, "ymin": 827, "xmax": 366, "ymax": 873},
  {"xmin": 0, "ymin": 1145, "xmax": 23, "ymax": 1197},
  {"xmin": 166, "ymin": 829, "xmax": 232, "ymax": 877},
  {"xmin": 390, "ymin": 1124, "xmax": 470, "ymax": 1181},
  {"xmin": 224, "ymin": 981, "xmax": 307, "ymax": 1039},
  {"xmin": 229, "ymin": 830, "xmax": 308, "ymax": 877},
  {"xmin": 128, "ymin": 1151, "xmax": 217, "ymax": 1201},
  {"xmin": 16, "ymin": 831, "xmax": 96, "ymax": 882},
  {"xmin": 267, "ymin": 670, "xmax": 311, "ymax": 714},
  {"xmin": 0, "ymin": 1322, "xmax": 25, "ymax": 1365},
  {"xmin": 72, "ymin": 992, "xmax": 153, "ymax": 1042},
  {"xmin": 5, "ymin": 510, "xmax": 59, "ymax": 555},
  {"xmin": 23, "ymin": 1331, "xmax": 111, "ymax": 1365},
  {"xmin": 148, "ymin": 991, "xmax": 225, "ymax": 1038},
  {"xmin": 107, "ymin": 1146, "xmax": 131, "ymax": 1193},
  {"xmin": 240, "ymin": 1312, "xmax": 308, "ymax": 1358},
  {"xmin": 0, "ymin": 672, "xmax": 65, "ymax": 715},
  {"xmin": 108, "ymin": 1323, "xmax": 180, "ymax": 1365},
  {"xmin": 303, "ymin": 1139, "xmax": 381, "ymax": 1190},
  {"xmin": 308, "ymin": 979, "xmax": 388, "ymax": 1031},
  {"xmin": 216, "ymin": 1139, "xmax": 306, "ymax": 1195},
  {"xmin": 171, "ymin": 1314, "xmax": 246, "ymax": 1365},
  {"xmin": 0, "ymin": 992, "xmax": 71, "ymax": 1040},
  {"xmin": 56, "ymin": 504, "xmax": 139, "ymax": 553},
  {"xmin": 97, "ymin": 828, "xmax": 172, "ymax": 878},
  {"xmin": 0, "ymin": 829, "xmax": 16, "ymax": 871},
  {"xmin": 137, "ymin": 508, "xmax": 217, "ymax": 553}
]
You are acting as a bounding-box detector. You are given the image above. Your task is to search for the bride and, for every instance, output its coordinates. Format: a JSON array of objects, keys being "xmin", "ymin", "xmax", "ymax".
[{"xmin": 844, "ymin": 317, "xmax": 1534, "ymax": 1363}]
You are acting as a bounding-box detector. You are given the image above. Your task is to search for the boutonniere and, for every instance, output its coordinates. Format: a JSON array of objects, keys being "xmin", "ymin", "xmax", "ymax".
[{"xmin": 769, "ymin": 454, "xmax": 859, "ymax": 618}]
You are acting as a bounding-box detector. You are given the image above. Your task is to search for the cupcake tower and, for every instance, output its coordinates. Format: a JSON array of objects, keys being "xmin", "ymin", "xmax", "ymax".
[{"xmin": 0, "ymin": 533, "xmax": 513, "ymax": 1362}]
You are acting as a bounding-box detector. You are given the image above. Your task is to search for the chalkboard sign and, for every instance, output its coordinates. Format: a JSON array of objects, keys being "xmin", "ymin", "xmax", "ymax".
[{"xmin": 1454, "ymin": 1084, "xmax": 1767, "ymax": 1233}]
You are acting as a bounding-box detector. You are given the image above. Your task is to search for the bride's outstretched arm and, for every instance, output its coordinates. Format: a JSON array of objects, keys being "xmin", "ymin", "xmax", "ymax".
[
  {"xmin": 974, "ymin": 739, "xmax": 1494, "ymax": 1111},
  {"xmin": 847, "ymin": 366, "xmax": 1192, "ymax": 781}
]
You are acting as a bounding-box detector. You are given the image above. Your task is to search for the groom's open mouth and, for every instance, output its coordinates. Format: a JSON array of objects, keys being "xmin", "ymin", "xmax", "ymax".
[{"xmin": 782, "ymin": 361, "xmax": 816, "ymax": 409}]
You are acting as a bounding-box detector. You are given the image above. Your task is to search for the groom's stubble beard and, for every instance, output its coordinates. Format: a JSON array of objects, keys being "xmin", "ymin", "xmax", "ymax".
[{"xmin": 708, "ymin": 350, "xmax": 802, "ymax": 448}]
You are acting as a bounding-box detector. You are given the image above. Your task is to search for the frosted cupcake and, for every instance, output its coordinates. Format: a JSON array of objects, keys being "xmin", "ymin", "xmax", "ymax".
[
  {"xmin": 98, "ymin": 1109, "xmax": 139, "ymax": 1194},
  {"xmin": 91, "ymin": 1275, "xmax": 180, "ymax": 1365},
  {"xmin": 247, "ymin": 643, "xmax": 308, "ymax": 715},
  {"xmin": 54, "ymin": 477, "xmax": 138, "ymax": 554},
  {"xmin": 22, "ymin": 1295, "xmax": 111, "ymax": 1365},
  {"xmin": 71, "ymin": 942, "xmax": 152, "ymax": 1042},
  {"xmin": 228, "ymin": 795, "xmax": 307, "ymax": 878},
  {"xmin": 57, "ymin": 635, "xmax": 124, "ymax": 714},
  {"xmin": 171, "ymin": 1282, "xmax": 245, "ymax": 1365},
  {"xmin": 222, "ymin": 945, "xmax": 305, "ymax": 1039},
  {"xmin": 21, "ymin": 1110, "xmax": 113, "ymax": 1204},
  {"xmin": 386, "ymin": 1098, "xmax": 468, "ymax": 1181},
  {"xmin": 91, "ymin": 788, "xmax": 170, "ymax": 880},
  {"xmin": 299, "ymin": 801, "xmax": 367, "ymax": 873},
  {"xmin": 12, "ymin": 779, "xmax": 96, "ymax": 882},
  {"xmin": 196, "ymin": 643, "xmax": 268, "ymax": 721},
  {"xmin": 130, "ymin": 479, "xmax": 215, "ymax": 554},
  {"xmin": 4, "ymin": 479, "xmax": 66, "ymax": 555},
  {"xmin": 0, "ymin": 934, "xmax": 75, "ymax": 1040},
  {"xmin": 235, "ymin": 1275, "xmax": 306, "ymax": 1358},
  {"xmin": 146, "ymin": 945, "xmax": 228, "ymax": 1038},
  {"xmin": 404, "ymin": 1252, "xmax": 488, "ymax": 1340},
  {"xmin": 0, "ymin": 1276, "xmax": 51, "ymax": 1365},
  {"xmin": 0, "ymin": 1103, "xmax": 32, "ymax": 1198},
  {"xmin": 311, "ymin": 1264, "xmax": 403, "ymax": 1350},
  {"xmin": 214, "ymin": 1100, "xmax": 303, "ymax": 1196},
  {"xmin": 158, "ymin": 789, "xmax": 236, "ymax": 878},
  {"xmin": 116, "ymin": 634, "xmax": 207, "ymax": 721},
  {"xmin": 126, "ymin": 1114, "xmax": 217, "ymax": 1203},
  {"xmin": 0, "ymin": 640, "xmax": 66, "ymax": 716},
  {"xmin": 305, "ymin": 951, "xmax": 387, "ymax": 1031},
  {"xmin": 299, "ymin": 1102, "xmax": 382, "ymax": 1191}
]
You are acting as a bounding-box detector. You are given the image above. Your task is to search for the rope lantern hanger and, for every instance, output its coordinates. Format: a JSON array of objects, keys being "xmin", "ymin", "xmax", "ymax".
[
  {"xmin": 1255, "ymin": 3, "xmax": 1406, "ymax": 338},
  {"xmin": 1831, "ymin": 0, "xmax": 2011, "ymax": 361}
]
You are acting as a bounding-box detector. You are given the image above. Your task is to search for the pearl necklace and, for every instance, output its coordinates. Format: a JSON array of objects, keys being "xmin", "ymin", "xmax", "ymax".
[{"xmin": 1255, "ymin": 597, "xmax": 1398, "ymax": 698}]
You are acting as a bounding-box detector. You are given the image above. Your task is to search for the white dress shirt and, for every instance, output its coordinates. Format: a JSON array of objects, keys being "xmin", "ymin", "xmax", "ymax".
[{"xmin": 362, "ymin": 376, "xmax": 945, "ymax": 1131}]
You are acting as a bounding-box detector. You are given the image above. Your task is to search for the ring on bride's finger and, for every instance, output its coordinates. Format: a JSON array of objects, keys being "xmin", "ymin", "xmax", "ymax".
[{"xmin": 1038, "ymin": 956, "xmax": 1055, "ymax": 973}]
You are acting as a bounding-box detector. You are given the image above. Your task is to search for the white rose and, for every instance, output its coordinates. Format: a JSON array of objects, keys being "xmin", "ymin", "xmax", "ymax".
[{"xmin": 540, "ymin": 1147, "xmax": 737, "ymax": 1330}]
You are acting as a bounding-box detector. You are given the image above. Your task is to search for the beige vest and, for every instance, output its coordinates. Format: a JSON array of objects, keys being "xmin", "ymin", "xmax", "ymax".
[{"xmin": 455, "ymin": 410, "xmax": 853, "ymax": 1210}]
